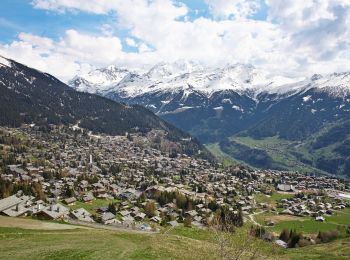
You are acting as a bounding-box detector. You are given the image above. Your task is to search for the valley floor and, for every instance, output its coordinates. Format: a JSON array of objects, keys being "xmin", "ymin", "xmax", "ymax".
[{"xmin": 0, "ymin": 216, "xmax": 350, "ymax": 260}]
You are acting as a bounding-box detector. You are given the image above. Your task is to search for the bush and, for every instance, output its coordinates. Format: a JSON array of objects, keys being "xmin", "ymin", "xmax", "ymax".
[
  {"xmin": 288, "ymin": 231, "xmax": 303, "ymax": 248},
  {"xmin": 298, "ymin": 238, "xmax": 313, "ymax": 247},
  {"xmin": 279, "ymin": 228, "xmax": 290, "ymax": 242},
  {"xmin": 250, "ymin": 225, "xmax": 266, "ymax": 238},
  {"xmin": 184, "ymin": 216, "xmax": 192, "ymax": 228},
  {"xmin": 144, "ymin": 201, "xmax": 156, "ymax": 217},
  {"xmin": 317, "ymin": 230, "xmax": 339, "ymax": 243}
]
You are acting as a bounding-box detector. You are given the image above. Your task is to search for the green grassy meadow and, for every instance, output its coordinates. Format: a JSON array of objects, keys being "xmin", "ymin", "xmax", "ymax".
[
  {"xmin": 68, "ymin": 199, "xmax": 121, "ymax": 214},
  {"xmin": 0, "ymin": 221, "xmax": 350, "ymax": 260}
]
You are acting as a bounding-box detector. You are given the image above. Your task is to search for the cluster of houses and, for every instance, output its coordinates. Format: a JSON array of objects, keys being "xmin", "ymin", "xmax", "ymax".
[
  {"xmin": 0, "ymin": 125, "xmax": 349, "ymax": 231},
  {"xmin": 278, "ymin": 194, "xmax": 348, "ymax": 222}
]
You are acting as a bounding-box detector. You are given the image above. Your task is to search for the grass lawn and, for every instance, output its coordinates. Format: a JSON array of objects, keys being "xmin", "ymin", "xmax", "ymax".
[
  {"xmin": 167, "ymin": 226, "xmax": 213, "ymax": 241},
  {"xmin": 0, "ymin": 217, "xmax": 350, "ymax": 259},
  {"xmin": 255, "ymin": 192, "xmax": 294, "ymax": 207},
  {"xmin": 0, "ymin": 221, "xmax": 281, "ymax": 260},
  {"xmin": 255, "ymin": 212, "xmax": 304, "ymax": 226},
  {"xmin": 326, "ymin": 208, "xmax": 350, "ymax": 226},
  {"xmin": 68, "ymin": 199, "xmax": 120, "ymax": 214},
  {"xmin": 0, "ymin": 226, "xmax": 217, "ymax": 260},
  {"xmin": 269, "ymin": 218, "xmax": 347, "ymax": 235},
  {"xmin": 286, "ymin": 238, "xmax": 350, "ymax": 260}
]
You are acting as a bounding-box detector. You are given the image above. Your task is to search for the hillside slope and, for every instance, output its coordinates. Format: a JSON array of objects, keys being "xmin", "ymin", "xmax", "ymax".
[
  {"xmin": 1, "ymin": 220, "xmax": 349, "ymax": 260},
  {"xmin": 0, "ymin": 57, "xmax": 213, "ymax": 160}
]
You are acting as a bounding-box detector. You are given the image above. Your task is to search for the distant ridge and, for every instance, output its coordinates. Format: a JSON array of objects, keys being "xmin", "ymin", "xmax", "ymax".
[{"xmin": 0, "ymin": 56, "xmax": 214, "ymax": 161}]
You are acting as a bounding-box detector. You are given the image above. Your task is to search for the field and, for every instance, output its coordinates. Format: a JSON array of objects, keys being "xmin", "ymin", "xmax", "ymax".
[
  {"xmin": 0, "ymin": 217, "xmax": 277, "ymax": 260},
  {"xmin": 326, "ymin": 208, "xmax": 350, "ymax": 226},
  {"xmin": 255, "ymin": 192, "xmax": 294, "ymax": 207},
  {"xmin": 254, "ymin": 208, "xmax": 350, "ymax": 238},
  {"xmin": 1, "ymin": 216, "xmax": 350, "ymax": 259},
  {"xmin": 205, "ymin": 143, "xmax": 238, "ymax": 166},
  {"xmin": 68, "ymin": 199, "xmax": 120, "ymax": 214},
  {"xmin": 253, "ymin": 192, "xmax": 350, "ymax": 236}
]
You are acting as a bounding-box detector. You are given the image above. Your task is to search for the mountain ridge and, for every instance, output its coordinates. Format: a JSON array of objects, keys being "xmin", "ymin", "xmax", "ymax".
[{"xmin": 0, "ymin": 56, "xmax": 214, "ymax": 161}]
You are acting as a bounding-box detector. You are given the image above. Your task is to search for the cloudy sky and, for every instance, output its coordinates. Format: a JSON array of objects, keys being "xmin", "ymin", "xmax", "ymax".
[{"xmin": 0, "ymin": 0, "xmax": 350, "ymax": 81}]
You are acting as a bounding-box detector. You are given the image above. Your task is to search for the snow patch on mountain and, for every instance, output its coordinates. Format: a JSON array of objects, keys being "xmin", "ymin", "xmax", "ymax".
[
  {"xmin": 303, "ymin": 95, "xmax": 312, "ymax": 102},
  {"xmin": 69, "ymin": 60, "xmax": 350, "ymax": 99},
  {"xmin": 69, "ymin": 65, "xmax": 130, "ymax": 94},
  {"xmin": 0, "ymin": 56, "xmax": 11, "ymax": 67}
]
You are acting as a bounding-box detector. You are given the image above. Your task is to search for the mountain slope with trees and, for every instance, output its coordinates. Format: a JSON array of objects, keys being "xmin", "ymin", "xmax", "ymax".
[{"xmin": 0, "ymin": 56, "xmax": 213, "ymax": 160}]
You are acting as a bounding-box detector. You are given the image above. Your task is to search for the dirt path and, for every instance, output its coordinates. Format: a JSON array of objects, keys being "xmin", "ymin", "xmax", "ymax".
[
  {"xmin": 0, "ymin": 216, "xmax": 90, "ymax": 230},
  {"xmin": 66, "ymin": 219, "xmax": 157, "ymax": 234},
  {"xmin": 246, "ymin": 211, "xmax": 266, "ymax": 227}
]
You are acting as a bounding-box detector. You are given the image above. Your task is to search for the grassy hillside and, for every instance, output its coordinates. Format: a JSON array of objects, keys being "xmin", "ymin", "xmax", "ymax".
[
  {"xmin": 207, "ymin": 132, "xmax": 350, "ymax": 178},
  {"xmin": 0, "ymin": 217, "xmax": 350, "ymax": 259},
  {"xmin": 205, "ymin": 118, "xmax": 350, "ymax": 178}
]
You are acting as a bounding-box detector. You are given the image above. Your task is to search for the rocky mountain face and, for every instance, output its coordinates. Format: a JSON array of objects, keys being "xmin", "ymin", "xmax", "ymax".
[
  {"xmin": 70, "ymin": 61, "xmax": 350, "ymax": 177},
  {"xmin": 0, "ymin": 57, "xmax": 213, "ymax": 161}
]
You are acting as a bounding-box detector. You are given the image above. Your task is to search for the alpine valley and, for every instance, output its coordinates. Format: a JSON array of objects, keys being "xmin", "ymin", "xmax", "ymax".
[{"xmin": 70, "ymin": 61, "xmax": 350, "ymax": 177}]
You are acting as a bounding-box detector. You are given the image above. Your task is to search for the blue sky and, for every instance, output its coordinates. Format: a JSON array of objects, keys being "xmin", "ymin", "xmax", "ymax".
[
  {"xmin": 0, "ymin": 0, "xmax": 268, "ymax": 51},
  {"xmin": 0, "ymin": 0, "xmax": 349, "ymax": 80},
  {"xmin": 0, "ymin": 0, "xmax": 113, "ymax": 43}
]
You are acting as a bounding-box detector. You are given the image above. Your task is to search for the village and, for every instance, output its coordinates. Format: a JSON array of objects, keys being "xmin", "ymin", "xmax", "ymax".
[{"xmin": 0, "ymin": 124, "xmax": 350, "ymax": 246}]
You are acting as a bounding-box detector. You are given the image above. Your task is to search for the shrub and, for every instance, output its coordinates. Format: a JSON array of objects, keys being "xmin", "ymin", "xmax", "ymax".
[
  {"xmin": 250, "ymin": 225, "xmax": 266, "ymax": 238},
  {"xmin": 298, "ymin": 238, "xmax": 313, "ymax": 247},
  {"xmin": 144, "ymin": 201, "xmax": 156, "ymax": 217},
  {"xmin": 184, "ymin": 216, "xmax": 192, "ymax": 228},
  {"xmin": 279, "ymin": 228, "xmax": 290, "ymax": 242},
  {"xmin": 288, "ymin": 232, "xmax": 303, "ymax": 248},
  {"xmin": 317, "ymin": 230, "xmax": 339, "ymax": 243}
]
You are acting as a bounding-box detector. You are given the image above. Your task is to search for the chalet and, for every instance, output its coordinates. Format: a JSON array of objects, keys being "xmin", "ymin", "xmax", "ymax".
[
  {"xmin": 63, "ymin": 197, "xmax": 77, "ymax": 205},
  {"xmin": 2, "ymin": 204, "xmax": 30, "ymax": 217},
  {"xmin": 135, "ymin": 212, "xmax": 146, "ymax": 221},
  {"xmin": 35, "ymin": 203, "xmax": 69, "ymax": 220},
  {"xmin": 101, "ymin": 212, "xmax": 116, "ymax": 224},
  {"xmin": 185, "ymin": 210, "xmax": 198, "ymax": 218},
  {"xmin": 70, "ymin": 208, "xmax": 94, "ymax": 222},
  {"xmin": 277, "ymin": 184, "xmax": 296, "ymax": 192},
  {"xmin": 150, "ymin": 216, "xmax": 161, "ymax": 223},
  {"xmin": 82, "ymin": 193, "xmax": 94, "ymax": 203},
  {"xmin": 119, "ymin": 210, "xmax": 131, "ymax": 217},
  {"xmin": 0, "ymin": 194, "xmax": 23, "ymax": 213}
]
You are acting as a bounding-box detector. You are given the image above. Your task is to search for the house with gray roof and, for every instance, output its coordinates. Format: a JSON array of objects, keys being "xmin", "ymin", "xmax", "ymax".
[
  {"xmin": 277, "ymin": 184, "xmax": 296, "ymax": 192},
  {"xmin": 35, "ymin": 203, "xmax": 69, "ymax": 220},
  {"xmin": 70, "ymin": 208, "xmax": 94, "ymax": 222}
]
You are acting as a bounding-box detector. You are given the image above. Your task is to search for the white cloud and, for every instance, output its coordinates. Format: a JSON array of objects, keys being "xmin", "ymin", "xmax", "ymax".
[
  {"xmin": 0, "ymin": 30, "xmax": 123, "ymax": 80},
  {"xmin": 267, "ymin": 0, "xmax": 350, "ymax": 64},
  {"xmin": 0, "ymin": 0, "xmax": 349, "ymax": 81},
  {"xmin": 32, "ymin": 0, "xmax": 118, "ymax": 14},
  {"xmin": 205, "ymin": 0, "xmax": 261, "ymax": 19}
]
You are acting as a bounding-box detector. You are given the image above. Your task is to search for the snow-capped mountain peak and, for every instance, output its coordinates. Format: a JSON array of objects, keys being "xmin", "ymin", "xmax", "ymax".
[
  {"xmin": 68, "ymin": 65, "xmax": 131, "ymax": 94},
  {"xmin": 69, "ymin": 60, "xmax": 350, "ymax": 100},
  {"xmin": 145, "ymin": 60, "xmax": 204, "ymax": 79}
]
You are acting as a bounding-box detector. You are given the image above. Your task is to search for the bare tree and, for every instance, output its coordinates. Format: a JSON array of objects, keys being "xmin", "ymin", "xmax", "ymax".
[{"xmin": 208, "ymin": 214, "xmax": 263, "ymax": 260}]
